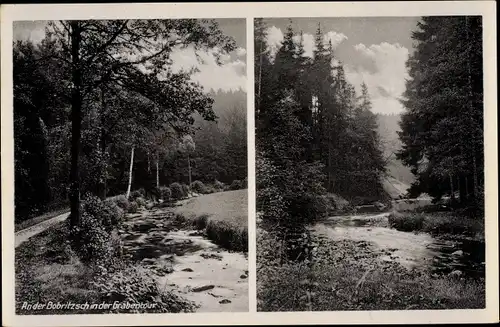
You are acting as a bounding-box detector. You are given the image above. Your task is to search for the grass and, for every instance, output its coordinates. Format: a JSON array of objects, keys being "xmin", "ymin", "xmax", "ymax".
[
  {"xmin": 257, "ymin": 227, "xmax": 485, "ymax": 311},
  {"xmin": 15, "ymin": 221, "xmax": 196, "ymax": 315},
  {"xmin": 173, "ymin": 189, "xmax": 248, "ymax": 252},
  {"xmin": 173, "ymin": 189, "xmax": 247, "ymax": 227},
  {"xmin": 388, "ymin": 210, "xmax": 484, "ymax": 238}
]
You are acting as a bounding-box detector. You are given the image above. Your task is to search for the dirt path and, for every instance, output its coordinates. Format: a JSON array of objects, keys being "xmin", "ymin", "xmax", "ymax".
[
  {"xmin": 15, "ymin": 212, "xmax": 70, "ymax": 248},
  {"xmin": 120, "ymin": 207, "xmax": 248, "ymax": 312}
]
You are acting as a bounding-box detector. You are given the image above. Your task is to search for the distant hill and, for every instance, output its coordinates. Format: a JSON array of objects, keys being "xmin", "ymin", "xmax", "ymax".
[
  {"xmin": 377, "ymin": 113, "xmax": 415, "ymax": 197},
  {"xmin": 193, "ymin": 89, "xmax": 246, "ymax": 130}
]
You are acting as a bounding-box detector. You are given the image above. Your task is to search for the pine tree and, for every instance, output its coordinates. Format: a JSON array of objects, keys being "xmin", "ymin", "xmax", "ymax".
[{"xmin": 397, "ymin": 16, "xmax": 483, "ymax": 210}]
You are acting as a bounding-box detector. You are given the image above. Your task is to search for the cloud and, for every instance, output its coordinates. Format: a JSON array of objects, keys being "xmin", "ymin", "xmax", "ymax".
[
  {"xmin": 292, "ymin": 33, "xmax": 315, "ymax": 58},
  {"xmin": 323, "ymin": 31, "xmax": 348, "ymax": 49},
  {"xmin": 236, "ymin": 47, "xmax": 247, "ymax": 57},
  {"xmin": 291, "ymin": 30, "xmax": 348, "ymax": 58},
  {"xmin": 345, "ymin": 42, "xmax": 409, "ymax": 114},
  {"xmin": 169, "ymin": 45, "xmax": 246, "ymax": 93},
  {"xmin": 264, "ymin": 26, "xmax": 284, "ymax": 61}
]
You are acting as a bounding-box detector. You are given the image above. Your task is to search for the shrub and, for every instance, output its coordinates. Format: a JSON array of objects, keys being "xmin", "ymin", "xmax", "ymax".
[
  {"xmin": 114, "ymin": 195, "xmax": 130, "ymax": 211},
  {"xmin": 388, "ymin": 211, "xmax": 425, "ymax": 232},
  {"xmin": 286, "ymin": 194, "xmax": 328, "ymax": 225},
  {"xmin": 135, "ymin": 197, "xmax": 146, "ymax": 208},
  {"xmin": 68, "ymin": 212, "xmax": 113, "ymax": 264},
  {"xmin": 243, "ymin": 177, "xmax": 248, "ymax": 188},
  {"xmin": 159, "ymin": 187, "xmax": 172, "ymax": 201},
  {"xmin": 230, "ymin": 179, "xmax": 243, "ymax": 190},
  {"xmin": 170, "ymin": 183, "xmax": 184, "ymax": 200},
  {"xmin": 128, "ymin": 201, "xmax": 139, "ymax": 213},
  {"xmin": 190, "ymin": 180, "xmax": 206, "ymax": 194},
  {"xmin": 192, "ymin": 214, "xmax": 209, "ymax": 230},
  {"xmin": 93, "ymin": 266, "xmax": 197, "ymax": 313},
  {"xmin": 130, "ymin": 190, "xmax": 142, "ymax": 200},
  {"xmin": 205, "ymin": 220, "xmax": 248, "ymax": 252},
  {"xmin": 204, "ymin": 186, "xmax": 217, "ymax": 194},
  {"xmin": 101, "ymin": 199, "xmax": 125, "ymax": 230},
  {"xmin": 214, "ymin": 180, "xmax": 225, "ymax": 190},
  {"xmin": 81, "ymin": 194, "xmax": 124, "ymax": 232},
  {"xmin": 181, "ymin": 184, "xmax": 190, "ymax": 197}
]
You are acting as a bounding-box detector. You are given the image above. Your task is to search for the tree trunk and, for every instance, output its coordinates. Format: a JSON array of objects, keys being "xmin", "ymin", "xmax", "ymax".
[
  {"xmin": 69, "ymin": 21, "xmax": 82, "ymax": 227},
  {"xmin": 126, "ymin": 146, "xmax": 135, "ymax": 199},
  {"xmin": 466, "ymin": 17, "xmax": 479, "ymax": 200},
  {"xmin": 99, "ymin": 86, "xmax": 107, "ymax": 200},
  {"xmin": 472, "ymin": 155, "xmax": 478, "ymax": 199},
  {"xmin": 147, "ymin": 152, "xmax": 151, "ymax": 174},
  {"xmin": 187, "ymin": 153, "xmax": 192, "ymax": 186},
  {"xmin": 257, "ymin": 41, "xmax": 263, "ymax": 117},
  {"xmin": 449, "ymin": 173, "xmax": 455, "ymax": 203},
  {"xmin": 465, "ymin": 175, "xmax": 469, "ymax": 201},
  {"xmin": 156, "ymin": 157, "xmax": 160, "ymax": 189}
]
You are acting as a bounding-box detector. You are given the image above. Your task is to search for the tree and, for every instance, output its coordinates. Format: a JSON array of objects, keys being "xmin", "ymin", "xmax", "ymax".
[
  {"xmin": 397, "ymin": 16, "xmax": 483, "ymax": 210},
  {"xmin": 44, "ymin": 19, "xmax": 235, "ymax": 226},
  {"xmin": 179, "ymin": 135, "xmax": 196, "ymax": 185}
]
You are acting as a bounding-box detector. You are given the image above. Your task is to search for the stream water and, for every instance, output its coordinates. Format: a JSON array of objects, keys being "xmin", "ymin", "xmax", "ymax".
[
  {"xmin": 120, "ymin": 208, "xmax": 248, "ymax": 312},
  {"xmin": 314, "ymin": 213, "xmax": 485, "ymax": 278}
]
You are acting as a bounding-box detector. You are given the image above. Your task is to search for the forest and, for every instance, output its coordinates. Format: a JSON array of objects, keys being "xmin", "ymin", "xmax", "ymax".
[
  {"xmin": 255, "ymin": 18, "xmax": 387, "ymax": 257},
  {"xmin": 256, "ymin": 16, "xmax": 485, "ymax": 311},
  {"xmin": 14, "ymin": 19, "xmax": 249, "ymax": 314},
  {"xmin": 14, "ymin": 20, "xmax": 247, "ymax": 224}
]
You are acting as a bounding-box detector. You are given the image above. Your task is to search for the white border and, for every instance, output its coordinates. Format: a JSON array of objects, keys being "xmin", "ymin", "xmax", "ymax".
[{"xmin": 1, "ymin": 2, "xmax": 498, "ymax": 326}]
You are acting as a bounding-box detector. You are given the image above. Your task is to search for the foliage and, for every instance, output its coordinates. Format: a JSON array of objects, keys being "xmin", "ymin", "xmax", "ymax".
[
  {"xmin": 80, "ymin": 194, "xmax": 124, "ymax": 232},
  {"xmin": 190, "ymin": 180, "xmax": 206, "ymax": 194},
  {"xmin": 93, "ymin": 266, "xmax": 197, "ymax": 313},
  {"xmin": 130, "ymin": 190, "xmax": 142, "ymax": 200},
  {"xmin": 169, "ymin": 182, "xmax": 184, "ymax": 200},
  {"xmin": 13, "ymin": 19, "xmax": 243, "ymax": 225},
  {"xmin": 214, "ymin": 180, "xmax": 225, "ymax": 190},
  {"xmin": 397, "ymin": 17, "xmax": 484, "ymax": 211},
  {"xmin": 181, "ymin": 184, "xmax": 190, "ymax": 196},
  {"xmin": 257, "ymin": 229, "xmax": 485, "ymax": 311},
  {"xmin": 388, "ymin": 210, "xmax": 483, "ymax": 237},
  {"xmin": 388, "ymin": 211, "xmax": 425, "ymax": 232},
  {"xmin": 159, "ymin": 186, "xmax": 172, "ymax": 201},
  {"xmin": 192, "ymin": 214, "xmax": 209, "ymax": 230},
  {"xmin": 68, "ymin": 212, "xmax": 114, "ymax": 264},
  {"xmin": 135, "ymin": 196, "xmax": 146, "ymax": 208},
  {"xmin": 128, "ymin": 201, "xmax": 139, "ymax": 213},
  {"xmin": 206, "ymin": 220, "xmax": 248, "ymax": 252},
  {"xmin": 229, "ymin": 179, "xmax": 243, "ymax": 190},
  {"xmin": 114, "ymin": 195, "xmax": 130, "ymax": 212}
]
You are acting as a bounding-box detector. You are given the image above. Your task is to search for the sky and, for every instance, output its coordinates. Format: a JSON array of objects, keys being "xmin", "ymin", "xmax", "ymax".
[
  {"xmin": 13, "ymin": 19, "xmax": 247, "ymax": 93},
  {"xmin": 262, "ymin": 17, "xmax": 421, "ymax": 114}
]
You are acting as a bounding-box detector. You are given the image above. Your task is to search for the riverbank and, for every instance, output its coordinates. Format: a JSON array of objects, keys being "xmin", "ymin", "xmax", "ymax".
[
  {"xmin": 388, "ymin": 210, "xmax": 484, "ymax": 240},
  {"xmin": 16, "ymin": 192, "xmax": 248, "ymax": 314},
  {"xmin": 257, "ymin": 216, "xmax": 485, "ymax": 311}
]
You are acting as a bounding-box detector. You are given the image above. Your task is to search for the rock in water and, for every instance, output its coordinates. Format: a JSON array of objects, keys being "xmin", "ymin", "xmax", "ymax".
[
  {"xmin": 192, "ymin": 285, "xmax": 215, "ymax": 292},
  {"xmin": 219, "ymin": 299, "xmax": 231, "ymax": 304},
  {"xmin": 182, "ymin": 268, "xmax": 194, "ymax": 272}
]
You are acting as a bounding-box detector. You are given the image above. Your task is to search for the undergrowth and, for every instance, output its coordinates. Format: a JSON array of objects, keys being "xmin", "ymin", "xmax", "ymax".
[{"xmin": 257, "ymin": 226, "xmax": 485, "ymax": 311}]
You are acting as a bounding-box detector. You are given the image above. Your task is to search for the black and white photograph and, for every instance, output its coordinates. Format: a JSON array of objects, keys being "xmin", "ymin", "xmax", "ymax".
[
  {"xmin": 256, "ymin": 16, "xmax": 487, "ymax": 311},
  {"xmin": 12, "ymin": 18, "xmax": 248, "ymax": 314},
  {"xmin": 1, "ymin": 1, "xmax": 497, "ymax": 326}
]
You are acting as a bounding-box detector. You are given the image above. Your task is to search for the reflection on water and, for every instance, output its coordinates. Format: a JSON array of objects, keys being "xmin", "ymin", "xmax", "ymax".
[{"xmin": 316, "ymin": 213, "xmax": 485, "ymax": 278}]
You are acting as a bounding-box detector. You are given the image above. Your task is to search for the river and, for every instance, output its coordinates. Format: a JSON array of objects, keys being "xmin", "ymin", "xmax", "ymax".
[{"xmin": 314, "ymin": 212, "xmax": 485, "ymax": 278}]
